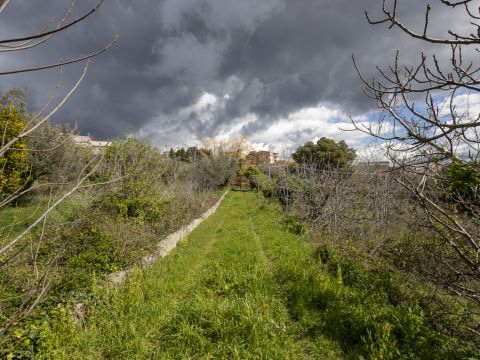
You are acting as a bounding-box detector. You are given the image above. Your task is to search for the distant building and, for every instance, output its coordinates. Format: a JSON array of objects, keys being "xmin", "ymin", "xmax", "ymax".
[
  {"xmin": 72, "ymin": 135, "xmax": 111, "ymax": 153},
  {"xmin": 245, "ymin": 151, "xmax": 280, "ymax": 165},
  {"xmin": 71, "ymin": 135, "xmax": 92, "ymax": 146}
]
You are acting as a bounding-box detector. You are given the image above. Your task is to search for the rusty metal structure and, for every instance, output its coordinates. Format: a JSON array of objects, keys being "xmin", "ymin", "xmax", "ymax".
[{"xmin": 228, "ymin": 178, "xmax": 252, "ymax": 192}]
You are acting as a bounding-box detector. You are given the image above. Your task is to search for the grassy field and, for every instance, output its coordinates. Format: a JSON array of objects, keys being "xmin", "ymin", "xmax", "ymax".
[
  {"xmin": 0, "ymin": 193, "xmax": 88, "ymax": 239},
  {"xmin": 45, "ymin": 192, "xmax": 479, "ymax": 359}
]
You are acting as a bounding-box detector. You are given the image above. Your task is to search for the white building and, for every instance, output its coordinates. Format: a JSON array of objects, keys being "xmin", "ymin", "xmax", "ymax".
[{"xmin": 72, "ymin": 135, "xmax": 111, "ymax": 153}]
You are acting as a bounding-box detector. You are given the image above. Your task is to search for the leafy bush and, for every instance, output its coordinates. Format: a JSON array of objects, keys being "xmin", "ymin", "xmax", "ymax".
[
  {"xmin": 0, "ymin": 304, "xmax": 77, "ymax": 360},
  {"xmin": 254, "ymin": 173, "xmax": 275, "ymax": 198},
  {"xmin": 190, "ymin": 155, "xmax": 237, "ymax": 192},
  {"xmin": 55, "ymin": 220, "xmax": 120, "ymax": 294},
  {"xmin": 281, "ymin": 215, "xmax": 306, "ymax": 235},
  {"xmin": 314, "ymin": 244, "xmax": 336, "ymax": 264},
  {"xmin": 243, "ymin": 166, "xmax": 260, "ymax": 180},
  {"xmin": 0, "ymin": 106, "xmax": 29, "ymax": 199},
  {"xmin": 27, "ymin": 122, "xmax": 91, "ymax": 186},
  {"xmin": 338, "ymin": 260, "xmax": 362, "ymax": 287},
  {"xmin": 445, "ymin": 160, "xmax": 479, "ymax": 204},
  {"xmin": 278, "ymin": 251, "xmax": 479, "ymax": 359},
  {"xmin": 94, "ymin": 192, "xmax": 171, "ymax": 224}
]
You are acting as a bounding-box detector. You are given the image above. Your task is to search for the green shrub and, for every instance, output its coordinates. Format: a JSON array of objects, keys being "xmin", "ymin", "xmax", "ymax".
[
  {"xmin": 282, "ymin": 215, "xmax": 306, "ymax": 235},
  {"xmin": 0, "ymin": 106, "xmax": 29, "ymax": 199},
  {"xmin": 445, "ymin": 160, "xmax": 479, "ymax": 204},
  {"xmin": 0, "ymin": 304, "xmax": 76, "ymax": 360},
  {"xmin": 339, "ymin": 260, "xmax": 362, "ymax": 287},
  {"xmin": 314, "ymin": 244, "xmax": 337, "ymax": 264},
  {"xmin": 95, "ymin": 192, "xmax": 171, "ymax": 224},
  {"xmin": 277, "ymin": 257, "xmax": 479, "ymax": 359},
  {"xmin": 56, "ymin": 223, "xmax": 119, "ymax": 293},
  {"xmin": 306, "ymin": 242, "xmax": 480, "ymax": 357},
  {"xmin": 255, "ymin": 173, "xmax": 275, "ymax": 198},
  {"xmin": 243, "ymin": 166, "xmax": 260, "ymax": 180}
]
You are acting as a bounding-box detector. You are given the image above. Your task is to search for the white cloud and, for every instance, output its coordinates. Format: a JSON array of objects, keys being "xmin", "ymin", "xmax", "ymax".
[
  {"xmin": 245, "ymin": 106, "xmax": 374, "ymax": 153},
  {"xmin": 435, "ymin": 92, "xmax": 480, "ymax": 157},
  {"xmin": 442, "ymin": 93, "xmax": 480, "ymax": 121},
  {"xmin": 139, "ymin": 90, "xmax": 377, "ymax": 155}
]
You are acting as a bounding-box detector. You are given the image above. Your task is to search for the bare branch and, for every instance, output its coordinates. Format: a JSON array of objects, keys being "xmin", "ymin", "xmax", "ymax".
[
  {"xmin": 0, "ymin": 0, "xmax": 104, "ymax": 45},
  {"xmin": 0, "ymin": 60, "xmax": 90, "ymax": 156},
  {"xmin": 0, "ymin": 35, "xmax": 117, "ymax": 76},
  {"xmin": 0, "ymin": 0, "xmax": 11, "ymax": 14}
]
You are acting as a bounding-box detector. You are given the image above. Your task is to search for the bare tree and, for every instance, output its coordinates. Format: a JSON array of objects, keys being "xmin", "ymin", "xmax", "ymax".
[
  {"xmin": 0, "ymin": 0, "xmax": 116, "ymax": 331},
  {"xmin": 0, "ymin": 0, "xmax": 117, "ymax": 156},
  {"xmin": 353, "ymin": 0, "xmax": 480, "ymax": 314},
  {"xmin": 263, "ymin": 162, "xmax": 403, "ymax": 244}
]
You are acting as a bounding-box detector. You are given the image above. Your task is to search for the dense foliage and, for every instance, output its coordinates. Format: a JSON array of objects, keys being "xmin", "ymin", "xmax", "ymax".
[
  {"xmin": 40, "ymin": 193, "xmax": 480, "ymax": 359},
  {"xmin": 252, "ymin": 160, "xmax": 480, "ymax": 349},
  {"xmin": 0, "ymin": 132, "xmax": 237, "ymax": 358},
  {"xmin": 0, "ymin": 106, "xmax": 29, "ymax": 198},
  {"xmin": 291, "ymin": 137, "xmax": 356, "ymax": 169},
  {"xmin": 27, "ymin": 123, "xmax": 90, "ymax": 185},
  {"xmin": 169, "ymin": 146, "xmax": 213, "ymax": 162},
  {"xmin": 445, "ymin": 160, "xmax": 480, "ymax": 204}
]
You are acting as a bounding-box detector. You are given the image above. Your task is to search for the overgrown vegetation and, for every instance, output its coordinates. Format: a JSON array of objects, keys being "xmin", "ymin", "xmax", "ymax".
[
  {"xmin": 40, "ymin": 192, "xmax": 479, "ymax": 359},
  {"xmin": 0, "ymin": 104, "xmax": 29, "ymax": 198},
  {"xmin": 353, "ymin": 0, "xmax": 480, "ymax": 318},
  {"xmin": 1, "ymin": 86, "xmax": 479, "ymax": 357},
  {"xmin": 0, "ymin": 120, "xmax": 237, "ymax": 358},
  {"xmin": 2, "ymin": 1, "xmax": 480, "ymax": 355},
  {"xmin": 249, "ymin": 152, "xmax": 480, "ymax": 350}
]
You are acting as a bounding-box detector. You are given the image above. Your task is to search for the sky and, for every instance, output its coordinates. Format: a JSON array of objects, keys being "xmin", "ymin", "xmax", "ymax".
[{"xmin": 0, "ymin": 0, "xmax": 472, "ymax": 152}]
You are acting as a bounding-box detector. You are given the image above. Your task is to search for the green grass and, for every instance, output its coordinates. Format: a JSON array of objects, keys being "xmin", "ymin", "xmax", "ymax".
[
  {"xmin": 43, "ymin": 192, "xmax": 479, "ymax": 359},
  {"xmin": 0, "ymin": 193, "xmax": 87, "ymax": 239}
]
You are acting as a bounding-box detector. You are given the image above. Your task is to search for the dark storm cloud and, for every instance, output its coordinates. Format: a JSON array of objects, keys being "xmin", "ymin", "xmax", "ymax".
[{"xmin": 0, "ymin": 0, "xmax": 463, "ymax": 146}]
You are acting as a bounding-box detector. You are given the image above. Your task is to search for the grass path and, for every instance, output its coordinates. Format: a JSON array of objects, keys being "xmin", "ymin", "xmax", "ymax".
[
  {"xmin": 51, "ymin": 192, "xmax": 477, "ymax": 359},
  {"xmin": 59, "ymin": 192, "xmax": 340, "ymax": 359}
]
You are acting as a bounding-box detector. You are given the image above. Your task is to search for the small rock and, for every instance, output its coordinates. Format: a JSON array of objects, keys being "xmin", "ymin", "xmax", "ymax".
[
  {"xmin": 108, "ymin": 270, "xmax": 129, "ymax": 286},
  {"xmin": 73, "ymin": 303, "xmax": 86, "ymax": 327}
]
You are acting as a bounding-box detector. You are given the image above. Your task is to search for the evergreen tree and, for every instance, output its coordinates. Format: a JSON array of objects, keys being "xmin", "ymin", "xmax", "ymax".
[
  {"xmin": 292, "ymin": 137, "xmax": 356, "ymax": 169},
  {"xmin": 0, "ymin": 106, "xmax": 29, "ymax": 198},
  {"xmin": 175, "ymin": 148, "xmax": 188, "ymax": 162}
]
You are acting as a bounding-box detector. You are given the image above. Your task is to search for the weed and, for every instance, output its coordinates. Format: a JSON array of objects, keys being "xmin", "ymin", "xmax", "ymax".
[
  {"xmin": 282, "ymin": 215, "xmax": 306, "ymax": 235},
  {"xmin": 33, "ymin": 192, "xmax": 480, "ymax": 359}
]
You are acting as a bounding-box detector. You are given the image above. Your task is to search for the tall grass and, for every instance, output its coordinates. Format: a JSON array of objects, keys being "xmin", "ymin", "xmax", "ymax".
[{"xmin": 44, "ymin": 192, "xmax": 479, "ymax": 359}]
